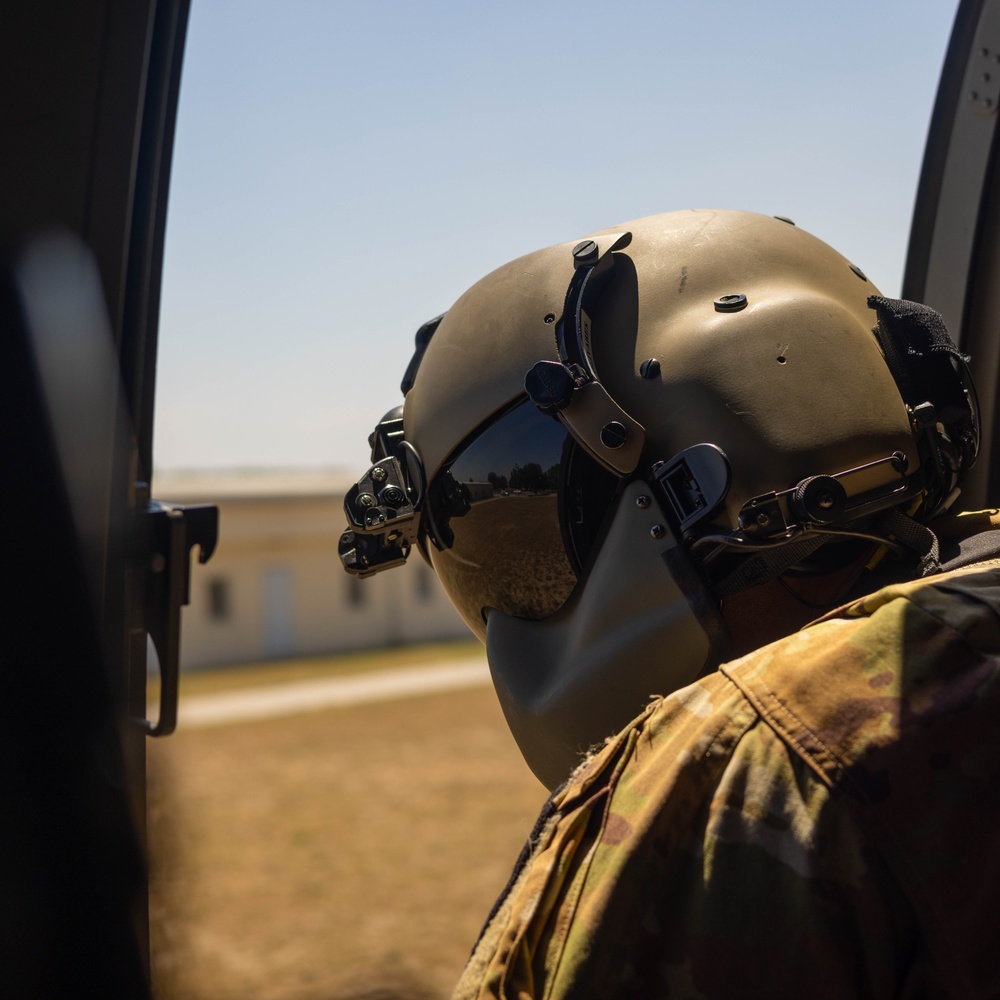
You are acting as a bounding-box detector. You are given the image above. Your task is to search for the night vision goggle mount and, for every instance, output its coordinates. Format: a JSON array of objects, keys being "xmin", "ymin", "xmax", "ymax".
[{"xmin": 339, "ymin": 408, "xmax": 425, "ymax": 577}]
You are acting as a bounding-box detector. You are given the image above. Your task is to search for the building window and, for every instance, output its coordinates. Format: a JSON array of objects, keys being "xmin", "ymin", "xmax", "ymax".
[
  {"xmin": 207, "ymin": 577, "xmax": 231, "ymax": 621},
  {"xmin": 414, "ymin": 563, "xmax": 433, "ymax": 603},
  {"xmin": 348, "ymin": 574, "xmax": 366, "ymax": 608}
]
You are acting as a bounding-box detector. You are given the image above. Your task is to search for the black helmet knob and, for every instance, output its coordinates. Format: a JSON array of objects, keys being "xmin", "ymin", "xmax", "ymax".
[
  {"xmin": 525, "ymin": 360, "xmax": 576, "ymax": 414},
  {"xmin": 791, "ymin": 475, "xmax": 847, "ymax": 524}
]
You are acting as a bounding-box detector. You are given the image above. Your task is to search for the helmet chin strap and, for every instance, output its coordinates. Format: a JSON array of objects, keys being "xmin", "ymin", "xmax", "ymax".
[
  {"xmin": 876, "ymin": 508, "xmax": 941, "ymax": 576},
  {"xmin": 712, "ymin": 533, "xmax": 831, "ymax": 598}
]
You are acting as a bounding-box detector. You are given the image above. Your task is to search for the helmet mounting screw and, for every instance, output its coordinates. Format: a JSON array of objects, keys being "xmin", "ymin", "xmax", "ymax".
[
  {"xmin": 639, "ymin": 358, "xmax": 661, "ymax": 379},
  {"xmin": 572, "ymin": 240, "xmax": 599, "ymax": 267},
  {"xmin": 635, "ymin": 494, "xmax": 651, "ymax": 509},
  {"xmin": 650, "ymin": 524, "xmax": 666, "ymax": 540},
  {"xmin": 358, "ymin": 493, "xmax": 377, "ymax": 508},
  {"xmin": 600, "ymin": 421, "xmax": 628, "ymax": 449},
  {"xmin": 849, "ymin": 263, "xmax": 868, "ymax": 282},
  {"xmin": 714, "ymin": 293, "xmax": 748, "ymax": 312},
  {"xmin": 371, "ymin": 466, "xmax": 387, "ymax": 482}
]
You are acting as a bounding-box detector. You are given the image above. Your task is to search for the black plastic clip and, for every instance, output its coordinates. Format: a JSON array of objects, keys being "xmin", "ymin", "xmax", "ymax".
[
  {"xmin": 653, "ymin": 443, "xmax": 732, "ymax": 534},
  {"xmin": 339, "ymin": 528, "xmax": 411, "ymax": 577}
]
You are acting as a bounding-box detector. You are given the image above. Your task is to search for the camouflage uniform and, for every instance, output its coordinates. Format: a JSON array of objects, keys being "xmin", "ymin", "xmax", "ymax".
[{"xmin": 454, "ymin": 540, "xmax": 1000, "ymax": 998}]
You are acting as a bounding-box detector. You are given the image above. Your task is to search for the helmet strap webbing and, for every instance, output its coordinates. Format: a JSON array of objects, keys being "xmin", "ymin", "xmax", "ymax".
[
  {"xmin": 877, "ymin": 508, "xmax": 941, "ymax": 577},
  {"xmin": 712, "ymin": 534, "xmax": 829, "ymax": 599}
]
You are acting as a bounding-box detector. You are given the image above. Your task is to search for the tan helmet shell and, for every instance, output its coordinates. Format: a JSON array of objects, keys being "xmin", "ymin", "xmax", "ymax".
[
  {"xmin": 397, "ymin": 208, "xmax": 929, "ymax": 787},
  {"xmin": 404, "ymin": 209, "xmax": 917, "ymax": 526}
]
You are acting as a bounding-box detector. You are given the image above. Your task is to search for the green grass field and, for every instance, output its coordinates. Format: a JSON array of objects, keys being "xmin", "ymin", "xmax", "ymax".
[{"xmin": 148, "ymin": 644, "xmax": 546, "ymax": 1000}]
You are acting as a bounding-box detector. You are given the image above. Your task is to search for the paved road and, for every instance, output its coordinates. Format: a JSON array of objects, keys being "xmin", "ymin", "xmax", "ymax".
[{"xmin": 166, "ymin": 656, "xmax": 492, "ymax": 730}]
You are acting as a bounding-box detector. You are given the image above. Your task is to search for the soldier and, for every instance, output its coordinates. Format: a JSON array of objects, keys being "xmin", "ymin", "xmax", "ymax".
[{"xmin": 340, "ymin": 210, "xmax": 999, "ymax": 997}]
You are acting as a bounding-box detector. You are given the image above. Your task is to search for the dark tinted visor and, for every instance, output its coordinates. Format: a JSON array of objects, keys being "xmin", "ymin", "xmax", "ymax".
[{"xmin": 424, "ymin": 397, "xmax": 619, "ymax": 639}]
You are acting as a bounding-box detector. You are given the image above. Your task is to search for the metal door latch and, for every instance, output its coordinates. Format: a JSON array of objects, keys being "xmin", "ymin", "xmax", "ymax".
[{"xmin": 141, "ymin": 498, "xmax": 219, "ymax": 736}]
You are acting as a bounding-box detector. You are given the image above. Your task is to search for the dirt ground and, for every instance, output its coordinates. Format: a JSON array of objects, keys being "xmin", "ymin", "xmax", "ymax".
[{"xmin": 148, "ymin": 668, "xmax": 546, "ymax": 1000}]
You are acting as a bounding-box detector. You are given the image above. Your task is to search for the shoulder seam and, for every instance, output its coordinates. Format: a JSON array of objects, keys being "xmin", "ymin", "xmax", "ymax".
[{"xmin": 721, "ymin": 666, "xmax": 842, "ymax": 789}]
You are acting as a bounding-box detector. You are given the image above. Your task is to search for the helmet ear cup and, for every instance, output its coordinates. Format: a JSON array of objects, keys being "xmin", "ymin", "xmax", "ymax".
[{"xmin": 791, "ymin": 475, "xmax": 848, "ymax": 525}]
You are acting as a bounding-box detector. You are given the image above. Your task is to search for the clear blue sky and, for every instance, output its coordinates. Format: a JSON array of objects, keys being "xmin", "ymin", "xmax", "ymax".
[{"xmin": 154, "ymin": 0, "xmax": 959, "ymax": 474}]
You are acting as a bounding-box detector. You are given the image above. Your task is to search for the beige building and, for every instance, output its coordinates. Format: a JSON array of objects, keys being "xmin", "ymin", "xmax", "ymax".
[{"xmin": 153, "ymin": 470, "xmax": 469, "ymax": 670}]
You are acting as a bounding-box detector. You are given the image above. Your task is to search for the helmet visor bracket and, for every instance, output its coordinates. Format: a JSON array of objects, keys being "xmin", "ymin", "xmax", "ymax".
[{"xmin": 525, "ymin": 231, "xmax": 646, "ymax": 477}]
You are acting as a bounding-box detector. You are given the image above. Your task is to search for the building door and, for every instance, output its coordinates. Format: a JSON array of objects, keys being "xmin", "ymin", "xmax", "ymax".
[{"xmin": 263, "ymin": 566, "xmax": 297, "ymax": 657}]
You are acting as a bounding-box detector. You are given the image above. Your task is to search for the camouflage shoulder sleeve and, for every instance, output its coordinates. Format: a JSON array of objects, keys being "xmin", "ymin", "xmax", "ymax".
[
  {"xmin": 453, "ymin": 562, "xmax": 1000, "ymax": 1000},
  {"xmin": 724, "ymin": 559, "xmax": 1000, "ymax": 998}
]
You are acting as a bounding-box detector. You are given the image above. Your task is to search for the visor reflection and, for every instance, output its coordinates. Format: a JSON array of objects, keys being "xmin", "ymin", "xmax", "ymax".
[
  {"xmin": 426, "ymin": 399, "xmax": 579, "ymax": 637},
  {"xmin": 429, "ymin": 493, "xmax": 576, "ymax": 639}
]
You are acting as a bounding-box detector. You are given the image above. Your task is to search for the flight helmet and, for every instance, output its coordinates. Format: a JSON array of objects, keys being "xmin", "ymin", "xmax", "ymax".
[{"xmin": 340, "ymin": 209, "xmax": 979, "ymax": 787}]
